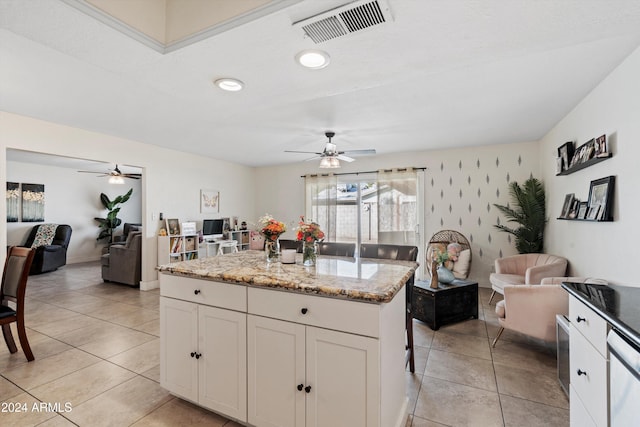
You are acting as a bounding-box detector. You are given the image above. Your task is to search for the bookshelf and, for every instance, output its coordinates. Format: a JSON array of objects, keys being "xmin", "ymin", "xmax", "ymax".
[
  {"xmin": 158, "ymin": 234, "xmax": 199, "ymax": 265},
  {"xmin": 230, "ymin": 230, "xmax": 250, "ymax": 251}
]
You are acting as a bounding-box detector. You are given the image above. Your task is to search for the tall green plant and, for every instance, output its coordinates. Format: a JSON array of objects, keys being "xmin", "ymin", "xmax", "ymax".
[
  {"xmin": 493, "ymin": 177, "xmax": 546, "ymax": 253},
  {"xmin": 94, "ymin": 188, "xmax": 133, "ymax": 243}
]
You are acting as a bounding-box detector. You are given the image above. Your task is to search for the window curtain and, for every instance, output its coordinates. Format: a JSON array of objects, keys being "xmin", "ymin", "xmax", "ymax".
[
  {"xmin": 376, "ymin": 168, "xmax": 418, "ymax": 246},
  {"xmin": 304, "ymin": 174, "xmax": 338, "ymax": 241}
]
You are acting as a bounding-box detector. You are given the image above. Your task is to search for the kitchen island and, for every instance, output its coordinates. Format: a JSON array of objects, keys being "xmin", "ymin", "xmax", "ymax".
[{"xmin": 158, "ymin": 250, "xmax": 418, "ymax": 427}]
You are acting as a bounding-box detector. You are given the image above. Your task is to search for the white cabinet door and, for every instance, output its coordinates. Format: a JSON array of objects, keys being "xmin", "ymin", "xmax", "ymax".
[
  {"xmin": 198, "ymin": 305, "xmax": 247, "ymax": 422},
  {"xmin": 160, "ymin": 297, "xmax": 198, "ymax": 402},
  {"xmin": 306, "ymin": 326, "xmax": 380, "ymax": 427},
  {"xmin": 248, "ymin": 315, "xmax": 305, "ymax": 427}
]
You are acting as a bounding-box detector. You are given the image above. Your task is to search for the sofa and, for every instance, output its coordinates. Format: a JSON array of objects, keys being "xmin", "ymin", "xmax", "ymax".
[
  {"xmin": 488, "ymin": 253, "xmax": 568, "ymax": 303},
  {"xmin": 101, "ymin": 231, "xmax": 141, "ymax": 286},
  {"xmin": 21, "ymin": 224, "xmax": 72, "ymax": 275}
]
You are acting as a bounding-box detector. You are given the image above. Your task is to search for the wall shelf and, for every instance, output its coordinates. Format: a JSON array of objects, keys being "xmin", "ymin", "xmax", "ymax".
[
  {"xmin": 556, "ymin": 153, "xmax": 612, "ymax": 176},
  {"xmin": 556, "ymin": 217, "xmax": 613, "ymax": 223}
]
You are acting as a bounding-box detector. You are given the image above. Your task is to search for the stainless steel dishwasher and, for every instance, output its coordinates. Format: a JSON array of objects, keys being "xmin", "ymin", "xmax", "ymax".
[{"xmin": 607, "ymin": 329, "xmax": 640, "ymax": 426}]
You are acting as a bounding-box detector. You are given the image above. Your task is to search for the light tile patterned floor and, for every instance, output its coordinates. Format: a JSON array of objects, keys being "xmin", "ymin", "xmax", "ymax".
[{"xmin": 0, "ymin": 262, "xmax": 569, "ymax": 426}]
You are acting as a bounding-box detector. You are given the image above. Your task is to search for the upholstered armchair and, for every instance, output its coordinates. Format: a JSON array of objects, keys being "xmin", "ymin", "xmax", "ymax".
[
  {"xmin": 111, "ymin": 223, "xmax": 142, "ymax": 246},
  {"xmin": 488, "ymin": 253, "xmax": 568, "ymax": 303},
  {"xmin": 492, "ymin": 277, "xmax": 607, "ymax": 347},
  {"xmin": 101, "ymin": 231, "xmax": 141, "ymax": 286},
  {"xmin": 21, "ymin": 224, "xmax": 72, "ymax": 275}
]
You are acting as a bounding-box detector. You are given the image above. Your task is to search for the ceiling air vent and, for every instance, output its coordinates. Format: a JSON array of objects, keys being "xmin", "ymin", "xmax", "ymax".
[{"xmin": 294, "ymin": 0, "xmax": 393, "ymax": 44}]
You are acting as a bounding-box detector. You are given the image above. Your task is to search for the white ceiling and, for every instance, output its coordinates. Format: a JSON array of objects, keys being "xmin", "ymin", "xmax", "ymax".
[{"xmin": 2, "ymin": 0, "xmax": 640, "ymax": 168}]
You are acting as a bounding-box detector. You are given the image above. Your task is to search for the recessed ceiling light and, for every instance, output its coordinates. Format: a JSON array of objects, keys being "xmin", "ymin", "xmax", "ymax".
[
  {"xmin": 214, "ymin": 78, "xmax": 244, "ymax": 91},
  {"xmin": 295, "ymin": 50, "xmax": 330, "ymax": 69}
]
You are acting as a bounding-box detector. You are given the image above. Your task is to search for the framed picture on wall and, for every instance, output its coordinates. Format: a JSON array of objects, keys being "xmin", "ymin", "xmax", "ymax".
[
  {"xmin": 587, "ymin": 176, "xmax": 615, "ymax": 221},
  {"xmin": 200, "ymin": 189, "xmax": 219, "ymax": 213}
]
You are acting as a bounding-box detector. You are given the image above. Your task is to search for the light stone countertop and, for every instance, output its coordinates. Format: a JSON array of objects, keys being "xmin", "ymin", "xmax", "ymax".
[{"xmin": 157, "ymin": 250, "xmax": 418, "ymax": 303}]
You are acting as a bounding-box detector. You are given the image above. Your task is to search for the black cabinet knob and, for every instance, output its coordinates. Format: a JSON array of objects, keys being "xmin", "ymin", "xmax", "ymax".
[
  {"xmin": 190, "ymin": 352, "xmax": 196, "ymax": 358},
  {"xmin": 305, "ymin": 385, "xmax": 311, "ymax": 393},
  {"xmin": 297, "ymin": 384, "xmax": 304, "ymax": 391},
  {"xmin": 576, "ymin": 316, "xmax": 586, "ymax": 323},
  {"xmin": 301, "ymin": 308, "xmax": 308, "ymax": 315},
  {"xmin": 577, "ymin": 369, "xmax": 587, "ymax": 376},
  {"xmin": 195, "ymin": 353, "xmax": 202, "ymax": 359},
  {"xmin": 194, "ymin": 289, "xmax": 201, "ymax": 295}
]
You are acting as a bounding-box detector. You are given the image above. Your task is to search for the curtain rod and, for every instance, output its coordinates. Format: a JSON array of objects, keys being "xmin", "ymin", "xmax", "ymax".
[{"xmin": 300, "ymin": 167, "xmax": 427, "ymax": 178}]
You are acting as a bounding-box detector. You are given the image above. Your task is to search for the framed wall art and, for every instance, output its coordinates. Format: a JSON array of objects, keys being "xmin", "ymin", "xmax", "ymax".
[
  {"xmin": 22, "ymin": 183, "xmax": 45, "ymax": 222},
  {"xmin": 6, "ymin": 182, "xmax": 19, "ymax": 222},
  {"xmin": 200, "ymin": 189, "xmax": 219, "ymax": 213}
]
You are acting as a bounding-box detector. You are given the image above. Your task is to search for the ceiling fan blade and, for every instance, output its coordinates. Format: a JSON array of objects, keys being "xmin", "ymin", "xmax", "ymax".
[
  {"xmin": 77, "ymin": 170, "xmax": 102, "ymax": 174},
  {"xmin": 304, "ymin": 155, "xmax": 322, "ymax": 162},
  {"xmin": 285, "ymin": 150, "xmax": 323, "ymax": 155},
  {"xmin": 121, "ymin": 174, "xmax": 141, "ymax": 179},
  {"xmin": 336, "ymin": 155, "xmax": 355, "ymax": 162},
  {"xmin": 340, "ymin": 149, "xmax": 376, "ymax": 156}
]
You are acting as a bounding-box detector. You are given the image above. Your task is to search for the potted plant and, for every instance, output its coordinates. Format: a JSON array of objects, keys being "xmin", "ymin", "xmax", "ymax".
[
  {"xmin": 493, "ymin": 177, "xmax": 546, "ymax": 253},
  {"xmin": 94, "ymin": 188, "xmax": 133, "ymax": 243}
]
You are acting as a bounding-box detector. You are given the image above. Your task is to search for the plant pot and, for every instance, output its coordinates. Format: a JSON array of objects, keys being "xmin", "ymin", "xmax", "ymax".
[{"xmin": 437, "ymin": 265, "xmax": 455, "ymax": 284}]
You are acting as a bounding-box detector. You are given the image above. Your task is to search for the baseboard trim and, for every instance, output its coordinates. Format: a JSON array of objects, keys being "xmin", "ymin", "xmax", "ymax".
[{"xmin": 140, "ymin": 279, "xmax": 159, "ymax": 291}]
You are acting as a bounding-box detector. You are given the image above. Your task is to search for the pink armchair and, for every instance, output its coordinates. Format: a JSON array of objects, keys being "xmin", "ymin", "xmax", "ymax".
[
  {"xmin": 488, "ymin": 253, "xmax": 567, "ymax": 304},
  {"xmin": 492, "ymin": 277, "xmax": 607, "ymax": 347}
]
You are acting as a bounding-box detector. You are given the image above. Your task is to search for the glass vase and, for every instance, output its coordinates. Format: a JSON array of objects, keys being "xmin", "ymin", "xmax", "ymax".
[
  {"xmin": 302, "ymin": 241, "xmax": 317, "ymax": 266},
  {"xmin": 265, "ymin": 239, "xmax": 280, "ymax": 263},
  {"xmin": 437, "ymin": 265, "xmax": 455, "ymax": 284}
]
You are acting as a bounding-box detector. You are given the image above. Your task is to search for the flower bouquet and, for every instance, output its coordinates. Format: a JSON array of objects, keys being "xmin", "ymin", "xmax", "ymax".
[
  {"xmin": 430, "ymin": 243, "xmax": 461, "ymax": 286},
  {"xmin": 296, "ymin": 216, "xmax": 325, "ymax": 266},
  {"xmin": 258, "ymin": 214, "xmax": 286, "ymax": 262}
]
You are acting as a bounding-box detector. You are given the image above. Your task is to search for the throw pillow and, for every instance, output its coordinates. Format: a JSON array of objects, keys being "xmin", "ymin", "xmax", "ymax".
[
  {"xmin": 452, "ymin": 248, "xmax": 471, "ymax": 279},
  {"xmin": 31, "ymin": 224, "xmax": 58, "ymax": 248}
]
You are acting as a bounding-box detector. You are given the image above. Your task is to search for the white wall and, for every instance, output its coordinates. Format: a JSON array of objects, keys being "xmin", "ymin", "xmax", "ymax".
[
  {"xmin": 1, "ymin": 112, "xmax": 255, "ymax": 289},
  {"xmin": 540, "ymin": 45, "xmax": 640, "ymax": 286},
  {"xmin": 254, "ymin": 141, "xmax": 541, "ymax": 287},
  {"xmin": 6, "ymin": 160, "xmax": 142, "ymax": 263}
]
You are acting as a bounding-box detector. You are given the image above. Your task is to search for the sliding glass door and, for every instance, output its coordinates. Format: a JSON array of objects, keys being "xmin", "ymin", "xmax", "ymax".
[{"xmin": 306, "ymin": 170, "xmax": 421, "ymax": 254}]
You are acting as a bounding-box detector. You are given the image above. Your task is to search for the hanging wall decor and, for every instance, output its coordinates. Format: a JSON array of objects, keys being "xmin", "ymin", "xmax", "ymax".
[
  {"xmin": 22, "ymin": 183, "xmax": 45, "ymax": 222},
  {"xmin": 6, "ymin": 182, "xmax": 19, "ymax": 222},
  {"xmin": 200, "ymin": 189, "xmax": 219, "ymax": 213}
]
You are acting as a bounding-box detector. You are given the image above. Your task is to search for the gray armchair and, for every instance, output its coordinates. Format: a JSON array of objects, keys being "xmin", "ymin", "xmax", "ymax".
[{"xmin": 101, "ymin": 231, "xmax": 141, "ymax": 286}]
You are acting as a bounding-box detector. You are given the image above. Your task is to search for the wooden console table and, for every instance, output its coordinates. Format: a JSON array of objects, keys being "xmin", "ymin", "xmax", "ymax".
[{"xmin": 412, "ymin": 279, "xmax": 478, "ymax": 330}]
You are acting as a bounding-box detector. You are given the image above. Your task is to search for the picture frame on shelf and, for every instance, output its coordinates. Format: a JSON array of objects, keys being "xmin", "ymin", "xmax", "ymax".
[
  {"xmin": 182, "ymin": 221, "xmax": 197, "ymax": 235},
  {"xmin": 560, "ymin": 193, "xmax": 575, "ymax": 218},
  {"xmin": 569, "ymin": 138, "xmax": 596, "ymax": 168},
  {"xmin": 557, "ymin": 141, "xmax": 574, "ymax": 172},
  {"xmin": 577, "ymin": 202, "xmax": 588, "ymax": 219},
  {"xmin": 587, "ymin": 176, "xmax": 615, "ymax": 221},
  {"xmin": 586, "ymin": 205, "xmax": 600, "ymax": 221},
  {"xmin": 200, "ymin": 189, "xmax": 219, "ymax": 213},
  {"xmin": 567, "ymin": 198, "xmax": 580, "ymax": 219},
  {"xmin": 594, "ymin": 134, "xmax": 608, "ymax": 157},
  {"xmin": 166, "ymin": 218, "xmax": 181, "ymax": 236}
]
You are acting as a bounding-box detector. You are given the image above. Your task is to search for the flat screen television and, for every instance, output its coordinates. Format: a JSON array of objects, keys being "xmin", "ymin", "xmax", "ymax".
[{"xmin": 202, "ymin": 219, "xmax": 224, "ymax": 236}]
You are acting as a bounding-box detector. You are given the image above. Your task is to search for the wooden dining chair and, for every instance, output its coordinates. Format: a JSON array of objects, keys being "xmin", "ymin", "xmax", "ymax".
[
  {"xmin": 360, "ymin": 243, "xmax": 419, "ymax": 372},
  {"xmin": 317, "ymin": 242, "xmax": 356, "ymax": 257},
  {"xmin": 1, "ymin": 246, "xmax": 36, "ymax": 361}
]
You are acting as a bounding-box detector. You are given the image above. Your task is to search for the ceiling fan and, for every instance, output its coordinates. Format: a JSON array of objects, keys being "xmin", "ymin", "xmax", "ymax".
[
  {"xmin": 77, "ymin": 164, "xmax": 141, "ymax": 180},
  {"xmin": 285, "ymin": 131, "xmax": 376, "ymax": 168}
]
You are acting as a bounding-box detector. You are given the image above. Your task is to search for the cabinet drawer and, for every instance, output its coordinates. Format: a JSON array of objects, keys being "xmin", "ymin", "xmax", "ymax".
[
  {"xmin": 160, "ymin": 274, "xmax": 246, "ymax": 312},
  {"xmin": 569, "ymin": 385, "xmax": 597, "ymax": 427},
  {"xmin": 569, "ymin": 296, "xmax": 608, "ymax": 357},
  {"xmin": 248, "ymin": 287, "xmax": 380, "ymax": 338},
  {"xmin": 570, "ymin": 324, "xmax": 608, "ymax": 427}
]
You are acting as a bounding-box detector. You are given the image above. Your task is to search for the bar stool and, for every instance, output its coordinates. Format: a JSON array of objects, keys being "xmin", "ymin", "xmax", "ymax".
[{"xmin": 217, "ymin": 240, "xmax": 238, "ymax": 255}]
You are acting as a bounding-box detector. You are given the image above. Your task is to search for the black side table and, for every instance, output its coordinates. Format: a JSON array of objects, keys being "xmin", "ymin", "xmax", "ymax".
[{"xmin": 412, "ymin": 279, "xmax": 478, "ymax": 330}]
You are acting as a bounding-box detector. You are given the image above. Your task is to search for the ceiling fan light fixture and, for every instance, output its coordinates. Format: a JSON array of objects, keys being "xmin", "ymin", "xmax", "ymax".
[
  {"xmin": 319, "ymin": 157, "xmax": 340, "ymax": 169},
  {"xmin": 295, "ymin": 50, "xmax": 330, "ymax": 69},
  {"xmin": 214, "ymin": 78, "xmax": 244, "ymax": 91},
  {"xmin": 108, "ymin": 175, "xmax": 125, "ymax": 184}
]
